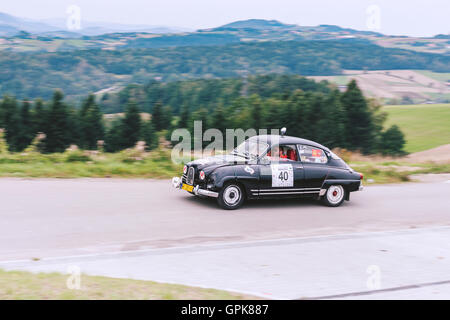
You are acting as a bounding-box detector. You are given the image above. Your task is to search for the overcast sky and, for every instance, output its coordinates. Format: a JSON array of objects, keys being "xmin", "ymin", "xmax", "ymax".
[{"xmin": 2, "ymin": 0, "xmax": 449, "ymax": 37}]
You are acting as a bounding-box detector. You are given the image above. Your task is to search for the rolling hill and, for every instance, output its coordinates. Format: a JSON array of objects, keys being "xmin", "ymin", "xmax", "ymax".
[
  {"xmin": 1, "ymin": 40, "xmax": 449, "ymax": 101},
  {"xmin": 0, "ymin": 15, "xmax": 449, "ymax": 102},
  {"xmin": 0, "ymin": 16, "xmax": 448, "ymax": 55}
]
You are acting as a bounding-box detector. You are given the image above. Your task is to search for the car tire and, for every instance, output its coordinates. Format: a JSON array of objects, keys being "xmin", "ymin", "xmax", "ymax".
[
  {"xmin": 321, "ymin": 185, "xmax": 346, "ymax": 207},
  {"xmin": 217, "ymin": 183, "xmax": 245, "ymax": 210}
]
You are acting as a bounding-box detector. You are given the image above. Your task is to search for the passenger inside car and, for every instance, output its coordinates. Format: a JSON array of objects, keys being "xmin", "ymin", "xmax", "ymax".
[{"xmin": 265, "ymin": 145, "xmax": 298, "ymax": 161}]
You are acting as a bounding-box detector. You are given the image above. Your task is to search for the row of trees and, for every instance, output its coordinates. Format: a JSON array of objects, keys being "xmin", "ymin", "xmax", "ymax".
[
  {"xmin": 0, "ymin": 80, "xmax": 405, "ymax": 155},
  {"xmin": 0, "ymin": 92, "xmax": 157, "ymax": 153},
  {"xmin": 172, "ymin": 80, "xmax": 405, "ymax": 155}
]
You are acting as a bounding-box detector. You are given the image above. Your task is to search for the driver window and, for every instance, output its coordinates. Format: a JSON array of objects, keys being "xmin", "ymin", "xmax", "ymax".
[{"xmin": 264, "ymin": 145, "xmax": 298, "ymax": 162}]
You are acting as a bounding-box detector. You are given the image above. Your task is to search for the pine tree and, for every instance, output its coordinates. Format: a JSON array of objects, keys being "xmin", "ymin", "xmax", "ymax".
[
  {"xmin": 341, "ymin": 80, "xmax": 375, "ymax": 154},
  {"xmin": 302, "ymin": 93, "xmax": 325, "ymax": 141},
  {"xmin": 33, "ymin": 99, "xmax": 47, "ymax": 133},
  {"xmin": 16, "ymin": 100, "xmax": 34, "ymax": 151},
  {"xmin": 290, "ymin": 91, "xmax": 312, "ymax": 139},
  {"xmin": 249, "ymin": 94, "xmax": 263, "ymax": 130},
  {"xmin": 210, "ymin": 103, "xmax": 228, "ymax": 135},
  {"xmin": 191, "ymin": 108, "xmax": 209, "ymax": 149},
  {"xmin": 0, "ymin": 95, "xmax": 21, "ymax": 151},
  {"xmin": 152, "ymin": 101, "xmax": 164, "ymax": 131},
  {"xmin": 162, "ymin": 105, "xmax": 173, "ymax": 130},
  {"xmin": 282, "ymin": 97, "xmax": 297, "ymax": 137},
  {"xmin": 105, "ymin": 119, "xmax": 123, "ymax": 152},
  {"xmin": 316, "ymin": 90, "xmax": 345, "ymax": 148},
  {"xmin": 264, "ymin": 99, "xmax": 282, "ymax": 132},
  {"xmin": 79, "ymin": 94, "xmax": 105, "ymax": 150},
  {"xmin": 178, "ymin": 103, "xmax": 190, "ymax": 129},
  {"xmin": 380, "ymin": 125, "xmax": 406, "ymax": 156},
  {"xmin": 44, "ymin": 91, "xmax": 71, "ymax": 153},
  {"xmin": 121, "ymin": 100, "xmax": 141, "ymax": 149},
  {"xmin": 141, "ymin": 120, "xmax": 158, "ymax": 150}
]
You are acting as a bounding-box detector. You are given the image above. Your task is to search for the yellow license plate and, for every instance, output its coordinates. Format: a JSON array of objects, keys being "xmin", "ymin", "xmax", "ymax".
[{"xmin": 182, "ymin": 184, "xmax": 194, "ymax": 192}]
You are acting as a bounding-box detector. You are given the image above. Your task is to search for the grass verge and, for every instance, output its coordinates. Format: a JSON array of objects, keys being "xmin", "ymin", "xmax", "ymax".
[
  {"xmin": 0, "ymin": 269, "xmax": 257, "ymax": 300},
  {"xmin": 0, "ymin": 148, "xmax": 183, "ymax": 179},
  {"xmin": 350, "ymin": 161, "xmax": 450, "ymax": 184},
  {"xmin": 0, "ymin": 147, "xmax": 448, "ymax": 183}
]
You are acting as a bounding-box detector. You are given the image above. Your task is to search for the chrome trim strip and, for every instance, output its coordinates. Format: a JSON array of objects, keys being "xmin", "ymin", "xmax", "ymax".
[
  {"xmin": 258, "ymin": 188, "xmax": 320, "ymax": 192},
  {"xmin": 257, "ymin": 191, "xmax": 320, "ymax": 195},
  {"xmin": 194, "ymin": 185, "xmax": 219, "ymax": 198}
]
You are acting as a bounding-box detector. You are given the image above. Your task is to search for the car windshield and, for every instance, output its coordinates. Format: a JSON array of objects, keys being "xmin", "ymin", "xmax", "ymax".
[{"xmin": 231, "ymin": 140, "xmax": 269, "ymax": 159}]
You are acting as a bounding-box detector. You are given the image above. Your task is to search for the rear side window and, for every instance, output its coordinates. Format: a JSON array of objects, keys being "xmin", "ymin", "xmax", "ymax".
[{"xmin": 297, "ymin": 145, "xmax": 328, "ymax": 164}]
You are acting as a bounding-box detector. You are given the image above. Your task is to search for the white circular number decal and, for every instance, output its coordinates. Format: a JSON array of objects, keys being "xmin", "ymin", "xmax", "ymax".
[{"xmin": 271, "ymin": 164, "xmax": 293, "ymax": 187}]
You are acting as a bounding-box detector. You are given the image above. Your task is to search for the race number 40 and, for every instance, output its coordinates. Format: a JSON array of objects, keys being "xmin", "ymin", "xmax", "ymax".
[{"xmin": 271, "ymin": 164, "xmax": 293, "ymax": 187}]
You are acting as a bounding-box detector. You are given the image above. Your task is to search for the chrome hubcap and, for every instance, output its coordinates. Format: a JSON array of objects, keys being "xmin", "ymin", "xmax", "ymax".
[
  {"xmin": 327, "ymin": 185, "xmax": 344, "ymax": 204},
  {"xmin": 223, "ymin": 186, "xmax": 241, "ymax": 206}
]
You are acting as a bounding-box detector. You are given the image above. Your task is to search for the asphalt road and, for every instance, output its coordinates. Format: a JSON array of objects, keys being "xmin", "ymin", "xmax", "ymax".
[
  {"xmin": 2, "ymin": 226, "xmax": 450, "ymax": 299},
  {"xmin": 0, "ymin": 177, "xmax": 449, "ymax": 262},
  {"xmin": 1, "ymin": 177, "xmax": 449, "ymax": 299}
]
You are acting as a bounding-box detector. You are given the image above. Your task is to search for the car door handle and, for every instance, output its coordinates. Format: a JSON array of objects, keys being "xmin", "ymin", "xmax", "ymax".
[{"xmin": 294, "ymin": 165, "xmax": 303, "ymax": 169}]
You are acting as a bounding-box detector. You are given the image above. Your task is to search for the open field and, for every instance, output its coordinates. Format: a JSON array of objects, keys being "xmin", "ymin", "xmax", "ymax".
[
  {"xmin": 382, "ymin": 104, "xmax": 450, "ymax": 153},
  {"xmin": 309, "ymin": 70, "xmax": 450, "ymax": 102},
  {"xmin": 0, "ymin": 269, "xmax": 253, "ymax": 300}
]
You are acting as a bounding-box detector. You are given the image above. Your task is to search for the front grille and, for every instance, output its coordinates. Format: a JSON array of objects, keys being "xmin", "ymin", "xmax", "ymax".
[
  {"xmin": 182, "ymin": 174, "xmax": 187, "ymax": 183},
  {"xmin": 187, "ymin": 167, "xmax": 195, "ymax": 185}
]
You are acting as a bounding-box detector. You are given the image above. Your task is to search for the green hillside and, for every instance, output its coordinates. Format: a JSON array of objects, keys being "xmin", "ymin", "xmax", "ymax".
[
  {"xmin": 1, "ymin": 40, "xmax": 449, "ymax": 101},
  {"xmin": 383, "ymin": 104, "xmax": 450, "ymax": 153}
]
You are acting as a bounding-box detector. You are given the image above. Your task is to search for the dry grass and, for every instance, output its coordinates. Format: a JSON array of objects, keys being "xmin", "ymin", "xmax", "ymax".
[{"xmin": 0, "ymin": 269, "xmax": 258, "ymax": 300}]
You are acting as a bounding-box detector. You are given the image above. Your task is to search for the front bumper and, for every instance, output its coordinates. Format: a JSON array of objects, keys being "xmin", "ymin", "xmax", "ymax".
[{"xmin": 171, "ymin": 176, "xmax": 219, "ymax": 198}]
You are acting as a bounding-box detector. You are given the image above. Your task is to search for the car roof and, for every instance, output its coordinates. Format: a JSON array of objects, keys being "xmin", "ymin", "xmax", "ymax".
[{"xmin": 248, "ymin": 135, "xmax": 330, "ymax": 152}]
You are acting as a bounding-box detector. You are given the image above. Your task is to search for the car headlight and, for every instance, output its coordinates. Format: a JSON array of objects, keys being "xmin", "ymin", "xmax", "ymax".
[
  {"xmin": 199, "ymin": 170, "xmax": 205, "ymax": 180},
  {"xmin": 183, "ymin": 165, "xmax": 187, "ymax": 174}
]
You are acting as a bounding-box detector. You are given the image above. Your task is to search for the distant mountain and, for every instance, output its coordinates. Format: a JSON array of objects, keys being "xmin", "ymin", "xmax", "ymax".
[
  {"xmin": 433, "ymin": 34, "xmax": 450, "ymax": 39},
  {"xmin": 0, "ymin": 12, "xmax": 60, "ymax": 36},
  {"xmin": 0, "ymin": 24, "xmax": 19, "ymax": 36},
  {"xmin": 0, "ymin": 17, "xmax": 448, "ymax": 56},
  {"xmin": 0, "ymin": 11, "xmax": 191, "ymax": 37},
  {"xmin": 41, "ymin": 17, "xmax": 191, "ymax": 35},
  {"xmin": 209, "ymin": 19, "xmax": 382, "ymax": 36},
  {"xmin": 216, "ymin": 19, "xmax": 293, "ymax": 30}
]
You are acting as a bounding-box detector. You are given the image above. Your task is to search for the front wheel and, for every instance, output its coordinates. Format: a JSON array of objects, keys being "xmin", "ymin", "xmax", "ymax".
[
  {"xmin": 321, "ymin": 185, "xmax": 346, "ymax": 207},
  {"xmin": 217, "ymin": 183, "xmax": 244, "ymax": 210}
]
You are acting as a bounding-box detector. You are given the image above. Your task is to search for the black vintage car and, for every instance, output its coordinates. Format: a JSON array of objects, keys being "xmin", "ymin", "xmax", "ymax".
[{"xmin": 172, "ymin": 130, "xmax": 363, "ymax": 209}]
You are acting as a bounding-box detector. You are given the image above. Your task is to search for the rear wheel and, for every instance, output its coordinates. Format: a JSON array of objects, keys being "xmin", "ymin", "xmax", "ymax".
[
  {"xmin": 217, "ymin": 183, "xmax": 244, "ymax": 210},
  {"xmin": 321, "ymin": 185, "xmax": 346, "ymax": 207}
]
